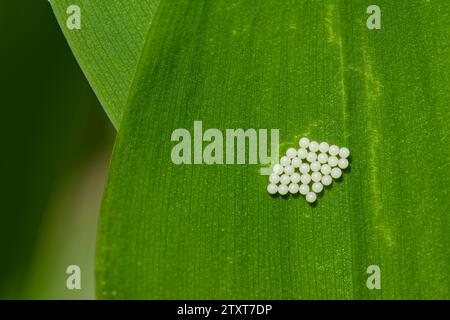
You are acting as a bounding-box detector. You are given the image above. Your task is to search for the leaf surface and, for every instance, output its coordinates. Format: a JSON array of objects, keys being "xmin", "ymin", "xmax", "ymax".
[
  {"xmin": 97, "ymin": 0, "xmax": 450, "ymax": 298},
  {"xmin": 50, "ymin": 0, "xmax": 160, "ymax": 127}
]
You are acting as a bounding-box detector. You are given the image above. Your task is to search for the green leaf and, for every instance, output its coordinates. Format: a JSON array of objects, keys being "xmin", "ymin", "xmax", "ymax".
[
  {"xmin": 50, "ymin": 0, "xmax": 160, "ymax": 128},
  {"xmin": 96, "ymin": 0, "xmax": 450, "ymax": 298}
]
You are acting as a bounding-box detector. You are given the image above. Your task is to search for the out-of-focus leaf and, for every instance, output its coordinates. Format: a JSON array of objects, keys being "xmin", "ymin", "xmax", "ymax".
[{"xmin": 0, "ymin": 0, "xmax": 112, "ymax": 298}]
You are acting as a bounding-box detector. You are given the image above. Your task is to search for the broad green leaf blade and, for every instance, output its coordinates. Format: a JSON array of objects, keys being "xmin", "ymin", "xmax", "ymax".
[
  {"xmin": 97, "ymin": 0, "xmax": 450, "ymax": 299},
  {"xmin": 50, "ymin": 0, "xmax": 160, "ymax": 128}
]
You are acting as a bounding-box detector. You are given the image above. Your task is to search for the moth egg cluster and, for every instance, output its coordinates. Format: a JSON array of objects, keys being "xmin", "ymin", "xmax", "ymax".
[{"xmin": 267, "ymin": 137, "xmax": 350, "ymax": 203}]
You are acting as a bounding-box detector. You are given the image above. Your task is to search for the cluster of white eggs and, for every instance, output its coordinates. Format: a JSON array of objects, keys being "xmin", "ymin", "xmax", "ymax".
[{"xmin": 267, "ymin": 137, "xmax": 350, "ymax": 203}]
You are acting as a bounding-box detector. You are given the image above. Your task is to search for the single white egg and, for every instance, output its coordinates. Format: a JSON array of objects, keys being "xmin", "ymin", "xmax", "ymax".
[
  {"xmin": 280, "ymin": 174, "xmax": 290, "ymax": 185},
  {"xmin": 284, "ymin": 165, "xmax": 295, "ymax": 176},
  {"xmin": 297, "ymin": 148, "xmax": 308, "ymax": 159},
  {"xmin": 320, "ymin": 164, "xmax": 331, "ymax": 175},
  {"xmin": 267, "ymin": 184, "xmax": 278, "ymax": 194},
  {"xmin": 311, "ymin": 171, "xmax": 322, "ymax": 182},
  {"xmin": 291, "ymin": 157, "xmax": 301, "ymax": 168},
  {"xmin": 327, "ymin": 156, "xmax": 338, "ymax": 167},
  {"xmin": 280, "ymin": 156, "xmax": 290, "ymax": 166},
  {"xmin": 306, "ymin": 152, "xmax": 317, "ymax": 162},
  {"xmin": 310, "ymin": 161, "xmax": 321, "ymax": 172},
  {"xmin": 331, "ymin": 167, "xmax": 342, "ymax": 179},
  {"xmin": 286, "ymin": 148, "xmax": 297, "ymax": 158},
  {"xmin": 278, "ymin": 184, "xmax": 289, "ymax": 195},
  {"xmin": 299, "ymin": 163, "xmax": 310, "ymax": 174},
  {"xmin": 269, "ymin": 173, "xmax": 280, "ymax": 184},
  {"xmin": 312, "ymin": 182, "xmax": 324, "ymax": 193},
  {"xmin": 338, "ymin": 158, "xmax": 349, "ymax": 169},
  {"xmin": 321, "ymin": 175, "xmax": 332, "ymax": 186},
  {"xmin": 309, "ymin": 141, "xmax": 319, "ymax": 152},
  {"xmin": 299, "ymin": 184, "xmax": 310, "ymax": 195},
  {"xmin": 300, "ymin": 174, "xmax": 311, "ymax": 184},
  {"xmin": 306, "ymin": 192, "xmax": 317, "ymax": 203},
  {"xmin": 290, "ymin": 172, "xmax": 301, "ymax": 184},
  {"xmin": 318, "ymin": 153, "xmax": 328, "ymax": 164},
  {"xmin": 288, "ymin": 183, "xmax": 299, "ymax": 194},
  {"xmin": 329, "ymin": 145, "xmax": 340, "ymax": 156},
  {"xmin": 273, "ymin": 164, "xmax": 283, "ymax": 175},
  {"xmin": 339, "ymin": 147, "xmax": 350, "ymax": 159},
  {"xmin": 299, "ymin": 137, "xmax": 310, "ymax": 149},
  {"xmin": 319, "ymin": 142, "xmax": 329, "ymax": 153}
]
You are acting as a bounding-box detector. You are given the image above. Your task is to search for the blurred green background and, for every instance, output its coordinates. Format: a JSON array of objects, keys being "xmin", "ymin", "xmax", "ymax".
[{"xmin": 0, "ymin": 0, "xmax": 115, "ymax": 299}]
